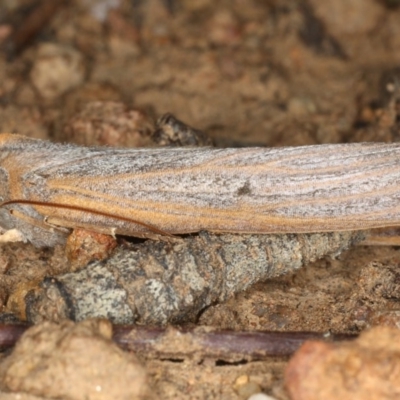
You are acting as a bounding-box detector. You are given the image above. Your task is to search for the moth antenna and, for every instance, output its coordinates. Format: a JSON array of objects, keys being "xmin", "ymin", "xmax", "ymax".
[{"xmin": 0, "ymin": 199, "xmax": 173, "ymax": 238}]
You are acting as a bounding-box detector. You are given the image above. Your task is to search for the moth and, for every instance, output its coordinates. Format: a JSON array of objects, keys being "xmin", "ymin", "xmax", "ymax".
[{"xmin": 1, "ymin": 133, "xmax": 400, "ymax": 248}]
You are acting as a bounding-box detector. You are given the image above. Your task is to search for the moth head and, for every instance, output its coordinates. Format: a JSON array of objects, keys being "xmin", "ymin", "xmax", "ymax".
[
  {"xmin": 0, "ymin": 133, "xmax": 26, "ymax": 145},
  {"xmin": 0, "ymin": 133, "xmax": 24, "ymax": 202}
]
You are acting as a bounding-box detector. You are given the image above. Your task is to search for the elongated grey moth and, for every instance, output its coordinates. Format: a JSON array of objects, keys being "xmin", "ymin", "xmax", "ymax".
[{"xmin": 1, "ymin": 133, "xmax": 400, "ymax": 247}]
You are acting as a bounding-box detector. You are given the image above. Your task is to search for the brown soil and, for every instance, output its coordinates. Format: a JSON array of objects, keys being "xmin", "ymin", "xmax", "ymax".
[{"xmin": 1, "ymin": 0, "xmax": 400, "ymax": 399}]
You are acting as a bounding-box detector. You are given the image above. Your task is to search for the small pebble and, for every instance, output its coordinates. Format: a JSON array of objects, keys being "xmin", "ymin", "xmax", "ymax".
[
  {"xmin": 233, "ymin": 374, "xmax": 261, "ymax": 399},
  {"xmin": 30, "ymin": 43, "xmax": 85, "ymax": 101},
  {"xmin": 285, "ymin": 326, "xmax": 400, "ymax": 400},
  {"xmin": 234, "ymin": 374, "xmax": 249, "ymax": 387},
  {"xmin": 248, "ymin": 393, "xmax": 277, "ymax": 400}
]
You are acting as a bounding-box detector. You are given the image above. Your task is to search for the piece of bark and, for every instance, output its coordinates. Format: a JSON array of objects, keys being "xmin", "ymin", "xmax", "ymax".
[{"xmin": 25, "ymin": 230, "xmax": 365, "ymax": 325}]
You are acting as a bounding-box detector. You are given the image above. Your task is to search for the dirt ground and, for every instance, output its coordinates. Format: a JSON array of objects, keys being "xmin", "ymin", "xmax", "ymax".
[{"xmin": 1, "ymin": 0, "xmax": 400, "ymax": 399}]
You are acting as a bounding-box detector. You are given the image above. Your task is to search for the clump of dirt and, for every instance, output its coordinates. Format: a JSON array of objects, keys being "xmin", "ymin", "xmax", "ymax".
[
  {"xmin": 0, "ymin": 319, "xmax": 149, "ymax": 400},
  {"xmin": 285, "ymin": 326, "xmax": 400, "ymax": 400}
]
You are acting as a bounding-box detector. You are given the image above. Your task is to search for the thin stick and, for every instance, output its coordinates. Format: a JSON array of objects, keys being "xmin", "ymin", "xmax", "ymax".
[
  {"xmin": 4, "ymin": 0, "xmax": 66, "ymax": 57},
  {"xmin": 0, "ymin": 324, "xmax": 28, "ymax": 349},
  {"xmin": 0, "ymin": 324, "xmax": 357, "ymax": 359}
]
